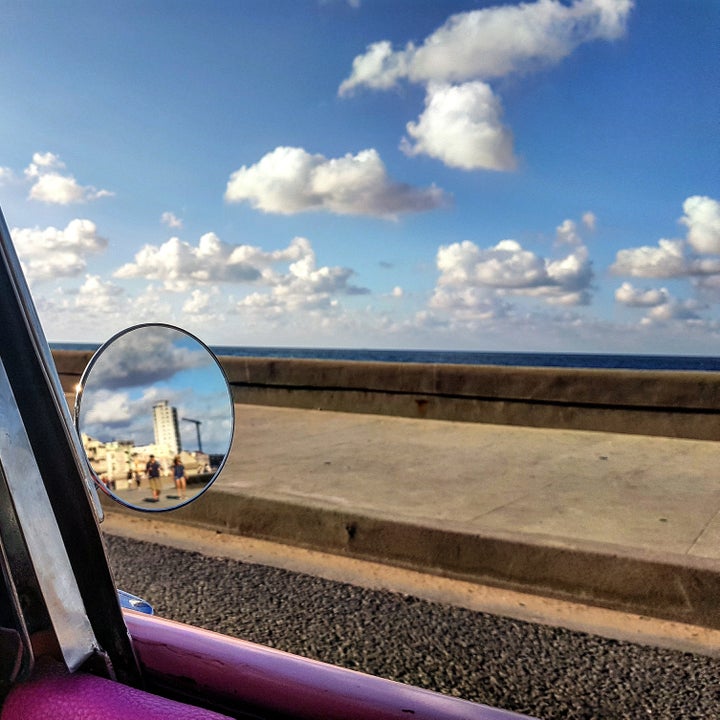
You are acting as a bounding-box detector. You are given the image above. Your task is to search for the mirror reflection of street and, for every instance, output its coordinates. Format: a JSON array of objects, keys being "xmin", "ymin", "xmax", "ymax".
[{"xmin": 100, "ymin": 471, "xmax": 212, "ymax": 510}]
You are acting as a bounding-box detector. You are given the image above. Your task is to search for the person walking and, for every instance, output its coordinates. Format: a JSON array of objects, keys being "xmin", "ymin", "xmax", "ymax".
[
  {"xmin": 172, "ymin": 455, "xmax": 187, "ymax": 500},
  {"xmin": 145, "ymin": 454, "xmax": 162, "ymax": 501}
]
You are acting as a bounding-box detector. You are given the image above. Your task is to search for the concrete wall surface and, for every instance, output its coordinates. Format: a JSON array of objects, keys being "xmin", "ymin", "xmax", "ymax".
[{"xmin": 53, "ymin": 350, "xmax": 720, "ymax": 440}]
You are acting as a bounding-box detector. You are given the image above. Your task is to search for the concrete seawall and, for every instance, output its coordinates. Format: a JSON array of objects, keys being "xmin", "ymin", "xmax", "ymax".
[
  {"xmin": 53, "ymin": 350, "xmax": 720, "ymax": 439},
  {"xmin": 53, "ymin": 350, "xmax": 720, "ymax": 629}
]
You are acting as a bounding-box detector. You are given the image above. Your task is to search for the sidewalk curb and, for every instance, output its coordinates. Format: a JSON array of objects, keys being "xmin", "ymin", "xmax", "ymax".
[{"xmin": 105, "ymin": 490, "xmax": 720, "ymax": 631}]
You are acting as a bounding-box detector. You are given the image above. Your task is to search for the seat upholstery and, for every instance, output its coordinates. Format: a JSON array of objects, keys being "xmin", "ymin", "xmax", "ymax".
[{"xmin": 1, "ymin": 659, "xmax": 233, "ymax": 720}]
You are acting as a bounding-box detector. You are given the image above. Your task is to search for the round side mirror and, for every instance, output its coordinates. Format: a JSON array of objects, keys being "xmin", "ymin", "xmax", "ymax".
[{"xmin": 74, "ymin": 324, "xmax": 234, "ymax": 511}]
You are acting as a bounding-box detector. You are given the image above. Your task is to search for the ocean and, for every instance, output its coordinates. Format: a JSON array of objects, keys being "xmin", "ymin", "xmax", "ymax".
[{"xmin": 52, "ymin": 343, "xmax": 720, "ymax": 372}]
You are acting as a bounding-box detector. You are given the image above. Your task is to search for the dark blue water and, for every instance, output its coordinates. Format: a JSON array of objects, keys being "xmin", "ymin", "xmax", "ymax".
[
  {"xmin": 52, "ymin": 343, "xmax": 719, "ymax": 372},
  {"xmin": 212, "ymin": 347, "xmax": 720, "ymax": 371}
]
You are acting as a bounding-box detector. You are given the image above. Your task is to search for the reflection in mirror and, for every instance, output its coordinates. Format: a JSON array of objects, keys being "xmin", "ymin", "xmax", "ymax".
[{"xmin": 75, "ymin": 324, "xmax": 234, "ymax": 511}]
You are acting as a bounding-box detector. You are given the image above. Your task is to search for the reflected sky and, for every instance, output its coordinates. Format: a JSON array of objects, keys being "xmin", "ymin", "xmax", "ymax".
[{"xmin": 77, "ymin": 325, "xmax": 233, "ymax": 455}]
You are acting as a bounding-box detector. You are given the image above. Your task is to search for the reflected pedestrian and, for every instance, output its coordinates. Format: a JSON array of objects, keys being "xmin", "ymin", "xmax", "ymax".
[
  {"xmin": 172, "ymin": 455, "xmax": 187, "ymax": 500},
  {"xmin": 146, "ymin": 454, "xmax": 161, "ymax": 501}
]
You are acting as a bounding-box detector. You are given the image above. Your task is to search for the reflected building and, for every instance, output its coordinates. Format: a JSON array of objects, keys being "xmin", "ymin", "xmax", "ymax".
[{"xmin": 153, "ymin": 400, "xmax": 181, "ymax": 456}]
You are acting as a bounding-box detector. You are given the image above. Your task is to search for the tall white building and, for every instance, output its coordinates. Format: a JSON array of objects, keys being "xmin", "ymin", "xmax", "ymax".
[{"xmin": 152, "ymin": 400, "xmax": 181, "ymax": 455}]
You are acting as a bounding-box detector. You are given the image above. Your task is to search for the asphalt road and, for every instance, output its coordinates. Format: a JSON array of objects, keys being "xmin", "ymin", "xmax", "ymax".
[{"xmin": 105, "ymin": 533, "xmax": 720, "ymax": 720}]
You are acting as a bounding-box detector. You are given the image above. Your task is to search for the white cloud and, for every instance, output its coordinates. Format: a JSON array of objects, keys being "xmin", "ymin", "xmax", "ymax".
[
  {"xmin": 681, "ymin": 195, "xmax": 720, "ymax": 255},
  {"xmin": 114, "ymin": 231, "xmax": 369, "ymax": 319},
  {"xmin": 24, "ymin": 152, "xmax": 113, "ymax": 205},
  {"xmin": 340, "ymin": 0, "xmax": 632, "ymax": 94},
  {"xmin": 643, "ymin": 298, "xmax": 705, "ymax": 324},
  {"xmin": 83, "ymin": 388, "xmax": 133, "ymax": 426},
  {"xmin": 161, "ymin": 211, "xmax": 183, "ymax": 229},
  {"xmin": 0, "ymin": 166, "xmax": 14, "ymax": 183},
  {"xmin": 611, "ymin": 197, "xmax": 720, "ymax": 327},
  {"xmin": 12, "ymin": 219, "xmax": 108, "ymax": 281},
  {"xmin": 556, "ymin": 219, "xmax": 581, "ymax": 246},
  {"xmin": 429, "ymin": 284, "xmax": 511, "ymax": 320},
  {"xmin": 611, "ymin": 239, "xmax": 689, "ymax": 278},
  {"xmin": 432, "ymin": 217, "xmax": 594, "ymax": 313},
  {"xmin": 339, "ymin": 0, "xmax": 631, "ymax": 171},
  {"xmin": 114, "ymin": 232, "xmax": 263, "ymax": 291},
  {"xmin": 615, "ymin": 282, "xmax": 707, "ymax": 325},
  {"xmin": 611, "ymin": 197, "xmax": 720, "ymax": 280},
  {"xmin": 401, "ymin": 82, "xmax": 516, "ymax": 171},
  {"xmin": 235, "ymin": 236, "xmax": 368, "ymax": 315},
  {"xmin": 582, "ymin": 211, "xmax": 597, "ymax": 231},
  {"xmin": 183, "ymin": 288, "xmax": 213, "ymax": 314},
  {"xmin": 225, "ymin": 146, "xmax": 448, "ymax": 218},
  {"xmin": 339, "ymin": 40, "xmax": 409, "ymax": 94},
  {"xmin": 615, "ymin": 282, "xmax": 669, "ymax": 307}
]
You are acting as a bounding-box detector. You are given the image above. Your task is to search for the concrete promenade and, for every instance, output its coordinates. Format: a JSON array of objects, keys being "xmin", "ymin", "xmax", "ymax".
[
  {"xmin": 166, "ymin": 404, "xmax": 720, "ymax": 631},
  {"xmin": 52, "ymin": 350, "xmax": 719, "ymax": 631}
]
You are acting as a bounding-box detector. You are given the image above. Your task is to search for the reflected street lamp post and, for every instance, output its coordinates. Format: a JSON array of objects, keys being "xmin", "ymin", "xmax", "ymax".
[{"xmin": 182, "ymin": 417, "xmax": 203, "ymax": 453}]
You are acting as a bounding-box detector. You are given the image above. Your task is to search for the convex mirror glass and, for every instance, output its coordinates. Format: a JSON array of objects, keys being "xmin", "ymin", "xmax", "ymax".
[{"xmin": 75, "ymin": 324, "xmax": 234, "ymax": 511}]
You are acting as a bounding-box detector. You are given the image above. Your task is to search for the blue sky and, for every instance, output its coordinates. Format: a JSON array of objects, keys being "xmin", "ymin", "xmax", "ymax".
[{"xmin": 1, "ymin": 0, "xmax": 718, "ymax": 354}]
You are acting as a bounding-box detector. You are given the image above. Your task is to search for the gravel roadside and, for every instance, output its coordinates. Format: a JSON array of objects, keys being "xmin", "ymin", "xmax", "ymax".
[{"xmin": 105, "ymin": 533, "xmax": 720, "ymax": 720}]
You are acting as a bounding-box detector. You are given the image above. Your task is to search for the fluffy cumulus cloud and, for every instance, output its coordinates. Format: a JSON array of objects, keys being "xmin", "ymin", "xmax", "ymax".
[
  {"xmin": 642, "ymin": 298, "xmax": 706, "ymax": 325},
  {"xmin": 12, "ymin": 219, "xmax": 108, "ymax": 281},
  {"xmin": 236, "ymin": 236, "xmax": 368, "ymax": 315},
  {"xmin": 611, "ymin": 196, "xmax": 720, "ymax": 281},
  {"xmin": 614, "ymin": 281, "xmax": 705, "ymax": 325},
  {"xmin": 614, "ymin": 282, "xmax": 670, "ymax": 308},
  {"xmin": 400, "ymin": 82, "xmax": 516, "ymax": 171},
  {"xmin": 430, "ymin": 216, "xmax": 594, "ymax": 317},
  {"xmin": 340, "ymin": 0, "xmax": 632, "ymax": 170},
  {"xmin": 612, "ymin": 195, "xmax": 720, "ymax": 324},
  {"xmin": 74, "ymin": 274, "xmax": 125, "ymax": 314},
  {"xmin": 611, "ymin": 239, "xmax": 690, "ymax": 279},
  {"xmin": 681, "ymin": 195, "xmax": 720, "ymax": 255},
  {"xmin": 225, "ymin": 146, "xmax": 447, "ymax": 218},
  {"xmin": 114, "ymin": 230, "xmax": 369, "ymax": 317},
  {"xmin": 24, "ymin": 152, "xmax": 113, "ymax": 204},
  {"xmin": 114, "ymin": 232, "xmax": 263, "ymax": 291},
  {"xmin": 340, "ymin": 0, "xmax": 632, "ymax": 92}
]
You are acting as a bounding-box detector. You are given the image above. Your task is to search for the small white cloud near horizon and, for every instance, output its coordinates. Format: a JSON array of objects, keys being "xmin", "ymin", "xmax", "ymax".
[
  {"xmin": 430, "ymin": 215, "xmax": 594, "ymax": 316},
  {"xmin": 611, "ymin": 196, "xmax": 720, "ymax": 280},
  {"xmin": 23, "ymin": 152, "xmax": 114, "ymax": 205},
  {"xmin": 12, "ymin": 219, "xmax": 108, "ymax": 282},
  {"xmin": 611, "ymin": 196, "xmax": 720, "ymax": 326},
  {"xmin": 615, "ymin": 282, "xmax": 670, "ymax": 308},
  {"xmin": 225, "ymin": 146, "xmax": 448, "ymax": 218},
  {"xmin": 615, "ymin": 281, "xmax": 706, "ymax": 327}
]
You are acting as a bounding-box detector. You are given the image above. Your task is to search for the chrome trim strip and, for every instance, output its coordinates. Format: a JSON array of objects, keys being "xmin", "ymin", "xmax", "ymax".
[{"xmin": 0, "ymin": 359, "xmax": 99, "ymax": 671}]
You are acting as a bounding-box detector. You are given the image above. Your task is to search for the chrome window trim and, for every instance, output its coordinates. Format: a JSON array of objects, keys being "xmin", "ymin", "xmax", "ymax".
[{"xmin": 0, "ymin": 360, "xmax": 99, "ymax": 671}]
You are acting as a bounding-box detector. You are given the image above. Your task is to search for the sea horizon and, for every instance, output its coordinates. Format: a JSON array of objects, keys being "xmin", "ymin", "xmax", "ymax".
[{"xmin": 50, "ymin": 342, "xmax": 720, "ymax": 373}]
